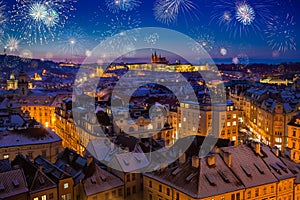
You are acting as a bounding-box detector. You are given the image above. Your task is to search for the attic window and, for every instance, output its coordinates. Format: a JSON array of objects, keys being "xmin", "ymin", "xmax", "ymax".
[
  {"xmin": 185, "ymin": 173, "xmax": 194, "ymax": 182},
  {"xmin": 0, "ymin": 183, "xmax": 4, "ymax": 192},
  {"xmin": 123, "ymin": 159, "xmax": 129, "ymax": 166},
  {"xmin": 172, "ymin": 168, "xmax": 181, "ymax": 176},
  {"xmin": 205, "ymin": 173, "xmax": 216, "ymax": 186},
  {"xmin": 100, "ymin": 174, "xmax": 107, "ymax": 182},
  {"xmin": 12, "ymin": 180, "xmax": 19, "ymax": 187},
  {"xmin": 276, "ymin": 162, "xmax": 288, "ymax": 173},
  {"xmin": 134, "ymin": 155, "xmax": 141, "ymax": 163},
  {"xmin": 38, "ymin": 177, "xmax": 45, "ymax": 185},
  {"xmin": 254, "ymin": 163, "xmax": 264, "ymax": 174},
  {"xmin": 241, "ymin": 165, "xmax": 252, "ymax": 177},
  {"xmin": 91, "ymin": 177, "xmax": 96, "ymax": 184},
  {"xmin": 218, "ymin": 170, "xmax": 230, "ymax": 183},
  {"xmin": 270, "ymin": 163, "xmax": 281, "ymax": 174}
]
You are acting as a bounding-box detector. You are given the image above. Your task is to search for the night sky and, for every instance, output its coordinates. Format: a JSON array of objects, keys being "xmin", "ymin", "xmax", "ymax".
[{"xmin": 1, "ymin": 0, "xmax": 300, "ymax": 64}]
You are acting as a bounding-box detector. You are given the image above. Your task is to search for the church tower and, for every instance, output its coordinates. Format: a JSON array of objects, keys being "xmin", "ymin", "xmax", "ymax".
[{"xmin": 18, "ymin": 70, "xmax": 29, "ymax": 96}]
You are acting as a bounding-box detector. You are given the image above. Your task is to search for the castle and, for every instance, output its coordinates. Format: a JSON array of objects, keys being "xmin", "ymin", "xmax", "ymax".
[{"xmin": 151, "ymin": 51, "xmax": 169, "ymax": 64}]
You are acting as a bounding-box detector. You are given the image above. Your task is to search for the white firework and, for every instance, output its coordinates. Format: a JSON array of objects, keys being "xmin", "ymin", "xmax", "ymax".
[
  {"xmin": 144, "ymin": 33, "xmax": 160, "ymax": 46},
  {"xmin": 235, "ymin": 1, "xmax": 255, "ymax": 25},
  {"xmin": 105, "ymin": 0, "xmax": 141, "ymax": 13},
  {"xmin": 10, "ymin": 0, "xmax": 77, "ymax": 45},
  {"xmin": 265, "ymin": 13, "xmax": 296, "ymax": 53},
  {"xmin": 153, "ymin": 0, "xmax": 198, "ymax": 25},
  {"xmin": 5, "ymin": 35, "xmax": 20, "ymax": 54},
  {"xmin": 211, "ymin": 0, "xmax": 274, "ymax": 37}
]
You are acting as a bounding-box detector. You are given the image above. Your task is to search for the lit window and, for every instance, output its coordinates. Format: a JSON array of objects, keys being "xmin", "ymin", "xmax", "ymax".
[
  {"xmin": 34, "ymin": 198, "xmax": 38, "ymax": 200},
  {"xmin": 45, "ymin": 122, "xmax": 49, "ymax": 127},
  {"xmin": 232, "ymin": 136, "xmax": 236, "ymax": 141},
  {"xmin": 233, "ymin": 114, "xmax": 237, "ymax": 119},
  {"xmin": 183, "ymin": 117, "xmax": 186, "ymax": 122},
  {"xmin": 3, "ymin": 154, "xmax": 9, "ymax": 159},
  {"xmin": 42, "ymin": 195, "xmax": 47, "ymax": 200},
  {"xmin": 227, "ymin": 122, "xmax": 231, "ymax": 127},
  {"xmin": 64, "ymin": 183, "xmax": 69, "ymax": 189},
  {"xmin": 233, "ymin": 121, "xmax": 237, "ymax": 126}
]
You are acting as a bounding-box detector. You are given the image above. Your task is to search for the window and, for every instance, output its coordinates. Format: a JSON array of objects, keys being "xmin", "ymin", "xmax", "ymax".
[
  {"xmin": 105, "ymin": 193, "xmax": 109, "ymax": 200},
  {"xmin": 126, "ymin": 174, "xmax": 130, "ymax": 182},
  {"xmin": 64, "ymin": 183, "xmax": 69, "ymax": 189},
  {"xmin": 3, "ymin": 154, "xmax": 9, "ymax": 159},
  {"xmin": 247, "ymin": 191, "xmax": 251, "ymax": 199},
  {"xmin": 236, "ymin": 193, "xmax": 240, "ymax": 200},
  {"xmin": 271, "ymin": 185, "xmax": 274, "ymax": 193},
  {"xmin": 227, "ymin": 115, "xmax": 231, "ymax": 120},
  {"xmin": 167, "ymin": 188, "xmax": 170, "ymax": 196},
  {"xmin": 42, "ymin": 150, "xmax": 47, "ymax": 157},
  {"xmin": 49, "ymin": 193, "xmax": 54, "ymax": 199},
  {"xmin": 127, "ymin": 187, "xmax": 131, "ymax": 196},
  {"xmin": 293, "ymin": 131, "xmax": 296, "ymax": 137},
  {"xmin": 132, "ymin": 173, "xmax": 136, "ymax": 181},
  {"xmin": 28, "ymin": 152, "xmax": 33, "ymax": 159},
  {"xmin": 132, "ymin": 186, "xmax": 136, "ymax": 194},
  {"xmin": 92, "ymin": 197, "xmax": 97, "ymax": 200},
  {"xmin": 221, "ymin": 197, "xmax": 225, "ymax": 200},
  {"xmin": 255, "ymin": 188, "xmax": 259, "ymax": 197},
  {"xmin": 263, "ymin": 187, "xmax": 267, "ymax": 195},
  {"xmin": 34, "ymin": 198, "xmax": 38, "ymax": 200},
  {"xmin": 42, "ymin": 195, "xmax": 47, "ymax": 200},
  {"xmin": 149, "ymin": 180, "xmax": 152, "ymax": 188},
  {"xmin": 159, "ymin": 185, "xmax": 162, "ymax": 192},
  {"xmin": 149, "ymin": 194, "xmax": 152, "ymax": 200},
  {"xmin": 227, "ymin": 122, "xmax": 231, "ymax": 127},
  {"xmin": 233, "ymin": 114, "xmax": 237, "ymax": 119},
  {"xmin": 231, "ymin": 194, "xmax": 235, "ymax": 200},
  {"xmin": 233, "ymin": 121, "xmax": 237, "ymax": 126},
  {"xmin": 118, "ymin": 188, "xmax": 123, "ymax": 197},
  {"xmin": 112, "ymin": 190, "xmax": 116, "ymax": 197},
  {"xmin": 176, "ymin": 193, "xmax": 179, "ymax": 200}
]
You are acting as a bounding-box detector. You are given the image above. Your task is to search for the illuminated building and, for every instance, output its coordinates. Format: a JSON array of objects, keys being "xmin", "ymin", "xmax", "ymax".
[
  {"xmin": 144, "ymin": 142, "xmax": 297, "ymax": 200},
  {"xmin": 287, "ymin": 115, "xmax": 300, "ymax": 162},
  {"xmin": 6, "ymin": 72, "xmax": 18, "ymax": 90},
  {"xmin": 178, "ymin": 100, "xmax": 239, "ymax": 144}
]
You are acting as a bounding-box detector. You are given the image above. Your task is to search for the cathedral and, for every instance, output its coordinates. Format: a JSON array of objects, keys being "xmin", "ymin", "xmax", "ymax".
[{"xmin": 151, "ymin": 51, "xmax": 169, "ymax": 64}]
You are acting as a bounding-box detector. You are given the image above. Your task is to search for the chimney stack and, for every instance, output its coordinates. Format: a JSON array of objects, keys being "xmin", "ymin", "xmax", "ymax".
[
  {"xmin": 223, "ymin": 152, "xmax": 232, "ymax": 167},
  {"xmin": 179, "ymin": 152, "xmax": 186, "ymax": 164},
  {"xmin": 251, "ymin": 142, "xmax": 261, "ymax": 155},
  {"xmin": 207, "ymin": 154, "xmax": 216, "ymax": 167},
  {"xmin": 65, "ymin": 164, "xmax": 71, "ymax": 174},
  {"xmin": 192, "ymin": 156, "xmax": 199, "ymax": 168},
  {"xmin": 87, "ymin": 155, "xmax": 94, "ymax": 166}
]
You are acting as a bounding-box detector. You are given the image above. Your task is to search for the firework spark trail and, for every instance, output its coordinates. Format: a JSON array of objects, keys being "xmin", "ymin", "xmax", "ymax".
[
  {"xmin": 105, "ymin": 0, "xmax": 141, "ymax": 13},
  {"xmin": 153, "ymin": 0, "xmax": 198, "ymax": 25},
  {"xmin": 265, "ymin": 13, "xmax": 296, "ymax": 53},
  {"xmin": 10, "ymin": 0, "xmax": 77, "ymax": 45},
  {"xmin": 211, "ymin": 0, "xmax": 274, "ymax": 37}
]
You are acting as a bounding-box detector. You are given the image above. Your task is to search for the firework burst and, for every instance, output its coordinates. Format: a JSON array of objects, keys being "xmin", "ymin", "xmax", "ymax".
[
  {"xmin": 57, "ymin": 25, "xmax": 88, "ymax": 60},
  {"xmin": 265, "ymin": 13, "xmax": 296, "ymax": 53},
  {"xmin": 99, "ymin": 12, "xmax": 141, "ymax": 55},
  {"xmin": 4, "ymin": 35, "xmax": 20, "ymax": 54},
  {"xmin": 10, "ymin": 0, "xmax": 77, "ymax": 45},
  {"xmin": 235, "ymin": 1, "xmax": 255, "ymax": 25},
  {"xmin": 153, "ymin": 0, "xmax": 198, "ymax": 25},
  {"xmin": 105, "ymin": 0, "xmax": 141, "ymax": 13},
  {"xmin": 211, "ymin": 0, "xmax": 274, "ymax": 37},
  {"xmin": 189, "ymin": 27, "xmax": 215, "ymax": 53}
]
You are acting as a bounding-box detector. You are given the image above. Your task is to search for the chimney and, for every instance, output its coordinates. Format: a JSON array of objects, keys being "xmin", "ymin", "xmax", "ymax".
[
  {"xmin": 192, "ymin": 156, "xmax": 199, "ymax": 168},
  {"xmin": 161, "ymin": 162, "xmax": 168, "ymax": 170},
  {"xmin": 207, "ymin": 154, "xmax": 216, "ymax": 167},
  {"xmin": 69, "ymin": 152, "xmax": 74, "ymax": 162},
  {"xmin": 179, "ymin": 152, "xmax": 186, "ymax": 164},
  {"xmin": 274, "ymin": 147, "xmax": 280, "ymax": 157},
  {"xmin": 87, "ymin": 155, "xmax": 93, "ymax": 166},
  {"xmin": 251, "ymin": 142, "xmax": 261, "ymax": 155},
  {"xmin": 223, "ymin": 152, "xmax": 232, "ymax": 167},
  {"xmin": 65, "ymin": 164, "xmax": 71, "ymax": 174}
]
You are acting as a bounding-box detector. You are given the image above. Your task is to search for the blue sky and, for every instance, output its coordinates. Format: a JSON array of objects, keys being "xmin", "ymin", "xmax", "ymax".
[{"xmin": 2, "ymin": 0, "xmax": 300, "ymax": 64}]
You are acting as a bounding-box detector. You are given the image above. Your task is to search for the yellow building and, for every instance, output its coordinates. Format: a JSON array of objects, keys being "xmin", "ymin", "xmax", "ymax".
[
  {"xmin": 179, "ymin": 100, "xmax": 239, "ymax": 144},
  {"xmin": 6, "ymin": 72, "xmax": 18, "ymax": 90},
  {"xmin": 287, "ymin": 115, "xmax": 300, "ymax": 162},
  {"xmin": 144, "ymin": 142, "xmax": 298, "ymax": 200}
]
